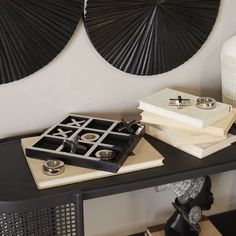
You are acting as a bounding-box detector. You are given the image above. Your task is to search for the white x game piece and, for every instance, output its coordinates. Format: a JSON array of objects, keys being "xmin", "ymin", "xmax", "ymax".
[
  {"xmin": 66, "ymin": 119, "xmax": 86, "ymax": 127},
  {"xmin": 52, "ymin": 128, "xmax": 73, "ymax": 138}
]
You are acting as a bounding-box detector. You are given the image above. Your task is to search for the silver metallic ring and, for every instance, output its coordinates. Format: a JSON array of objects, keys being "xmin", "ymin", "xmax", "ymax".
[
  {"xmin": 188, "ymin": 206, "xmax": 202, "ymax": 224},
  {"xmin": 95, "ymin": 149, "xmax": 115, "ymax": 160},
  {"xmin": 81, "ymin": 133, "xmax": 100, "ymax": 142},
  {"xmin": 43, "ymin": 159, "xmax": 65, "ymax": 176},
  {"xmin": 196, "ymin": 97, "xmax": 216, "ymax": 110}
]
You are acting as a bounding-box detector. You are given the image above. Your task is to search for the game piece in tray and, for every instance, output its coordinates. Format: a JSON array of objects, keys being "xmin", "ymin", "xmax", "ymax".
[
  {"xmin": 63, "ymin": 136, "xmax": 87, "ymax": 154},
  {"xmin": 25, "ymin": 114, "xmax": 144, "ymax": 172}
]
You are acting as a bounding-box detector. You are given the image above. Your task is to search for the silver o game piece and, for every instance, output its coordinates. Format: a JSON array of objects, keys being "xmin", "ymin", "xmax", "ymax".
[
  {"xmin": 95, "ymin": 149, "xmax": 115, "ymax": 160},
  {"xmin": 196, "ymin": 97, "xmax": 216, "ymax": 110},
  {"xmin": 43, "ymin": 159, "xmax": 65, "ymax": 176},
  {"xmin": 81, "ymin": 133, "xmax": 100, "ymax": 142}
]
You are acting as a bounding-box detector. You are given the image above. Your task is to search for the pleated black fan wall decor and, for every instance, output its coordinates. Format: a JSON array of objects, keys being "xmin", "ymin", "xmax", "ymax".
[
  {"xmin": 0, "ymin": 0, "xmax": 82, "ymax": 84},
  {"xmin": 84, "ymin": 0, "xmax": 220, "ymax": 76}
]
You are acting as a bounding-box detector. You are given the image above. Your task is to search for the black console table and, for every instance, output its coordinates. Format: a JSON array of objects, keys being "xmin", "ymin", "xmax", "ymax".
[{"xmin": 1, "ymin": 134, "xmax": 236, "ymax": 235}]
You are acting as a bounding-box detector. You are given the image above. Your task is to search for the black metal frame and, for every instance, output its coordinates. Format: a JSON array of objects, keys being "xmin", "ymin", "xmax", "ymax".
[
  {"xmin": 1, "ymin": 133, "xmax": 236, "ymax": 235},
  {"xmin": 0, "ymin": 193, "xmax": 82, "ymax": 235}
]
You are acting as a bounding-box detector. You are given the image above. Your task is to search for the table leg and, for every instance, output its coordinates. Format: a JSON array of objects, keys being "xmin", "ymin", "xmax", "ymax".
[{"xmin": 76, "ymin": 193, "xmax": 85, "ymax": 236}]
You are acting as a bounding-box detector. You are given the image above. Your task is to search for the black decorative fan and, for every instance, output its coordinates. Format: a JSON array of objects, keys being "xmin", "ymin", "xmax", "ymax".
[
  {"xmin": 84, "ymin": 0, "xmax": 220, "ymax": 75},
  {"xmin": 0, "ymin": 0, "xmax": 82, "ymax": 84}
]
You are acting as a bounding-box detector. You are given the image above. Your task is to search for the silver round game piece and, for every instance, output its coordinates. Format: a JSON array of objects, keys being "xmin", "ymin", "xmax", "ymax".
[
  {"xmin": 81, "ymin": 133, "xmax": 100, "ymax": 142},
  {"xmin": 95, "ymin": 149, "xmax": 115, "ymax": 160},
  {"xmin": 196, "ymin": 97, "xmax": 216, "ymax": 110},
  {"xmin": 43, "ymin": 159, "xmax": 65, "ymax": 176}
]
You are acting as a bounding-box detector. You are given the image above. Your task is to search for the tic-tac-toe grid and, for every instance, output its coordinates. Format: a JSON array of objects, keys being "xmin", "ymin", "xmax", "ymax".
[{"xmin": 25, "ymin": 114, "xmax": 144, "ymax": 172}]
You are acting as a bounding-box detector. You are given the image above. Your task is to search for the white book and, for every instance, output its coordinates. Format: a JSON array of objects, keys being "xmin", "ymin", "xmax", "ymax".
[
  {"xmin": 138, "ymin": 88, "xmax": 232, "ymax": 128},
  {"xmin": 178, "ymin": 133, "xmax": 236, "ymax": 159},
  {"xmin": 141, "ymin": 109, "xmax": 236, "ymax": 137},
  {"xmin": 145, "ymin": 124, "xmax": 227, "ymax": 147},
  {"xmin": 21, "ymin": 137, "xmax": 164, "ymax": 190}
]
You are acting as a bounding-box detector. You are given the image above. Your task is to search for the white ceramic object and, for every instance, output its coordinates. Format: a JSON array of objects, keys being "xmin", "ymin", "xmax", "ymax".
[{"xmin": 221, "ymin": 35, "xmax": 236, "ymax": 107}]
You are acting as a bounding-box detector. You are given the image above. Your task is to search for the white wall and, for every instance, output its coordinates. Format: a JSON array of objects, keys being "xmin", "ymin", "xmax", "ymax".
[{"xmin": 1, "ymin": 0, "xmax": 236, "ymax": 235}]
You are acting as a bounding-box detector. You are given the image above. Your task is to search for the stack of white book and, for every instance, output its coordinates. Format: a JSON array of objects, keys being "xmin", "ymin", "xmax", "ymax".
[{"xmin": 138, "ymin": 88, "xmax": 236, "ymax": 159}]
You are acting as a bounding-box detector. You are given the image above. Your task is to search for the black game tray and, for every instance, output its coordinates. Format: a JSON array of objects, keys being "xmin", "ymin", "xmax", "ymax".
[{"xmin": 25, "ymin": 114, "xmax": 144, "ymax": 172}]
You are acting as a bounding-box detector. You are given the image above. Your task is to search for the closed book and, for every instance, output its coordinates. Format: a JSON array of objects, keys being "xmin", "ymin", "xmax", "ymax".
[
  {"xmin": 21, "ymin": 137, "xmax": 164, "ymax": 190},
  {"xmin": 141, "ymin": 109, "xmax": 236, "ymax": 137},
  {"xmin": 138, "ymin": 88, "xmax": 232, "ymax": 128},
  {"xmin": 145, "ymin": 124, "xmax": 227, "ymax": 147},
  {"xmin": 178, "ymin": 126, "xmax": 236, "ymax": 158},
  {"xmin": 178, "ymin": 133, "xmax": 236, "ymax": 158}
]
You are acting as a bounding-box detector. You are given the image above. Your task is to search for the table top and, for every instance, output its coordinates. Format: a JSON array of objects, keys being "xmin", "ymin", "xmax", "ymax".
[{"xmin": 1, "ymin": 133, "xmax": 236, "ymax": 205}]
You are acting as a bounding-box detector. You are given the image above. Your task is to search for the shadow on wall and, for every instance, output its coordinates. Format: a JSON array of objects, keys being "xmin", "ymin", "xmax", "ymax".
[
  {"xmin": 229, "ymin": 171, "xmax": 236, "ymax": 210},
  {"xmin": 208, "ymin": 171, "xmax": 236, "ymax": 216}
]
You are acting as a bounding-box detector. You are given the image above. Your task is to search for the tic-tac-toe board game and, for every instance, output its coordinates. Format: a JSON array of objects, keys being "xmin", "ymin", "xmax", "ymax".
[{"xmin": 25, "ymin": 114, "xmax": 144, "ymax": 172}]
